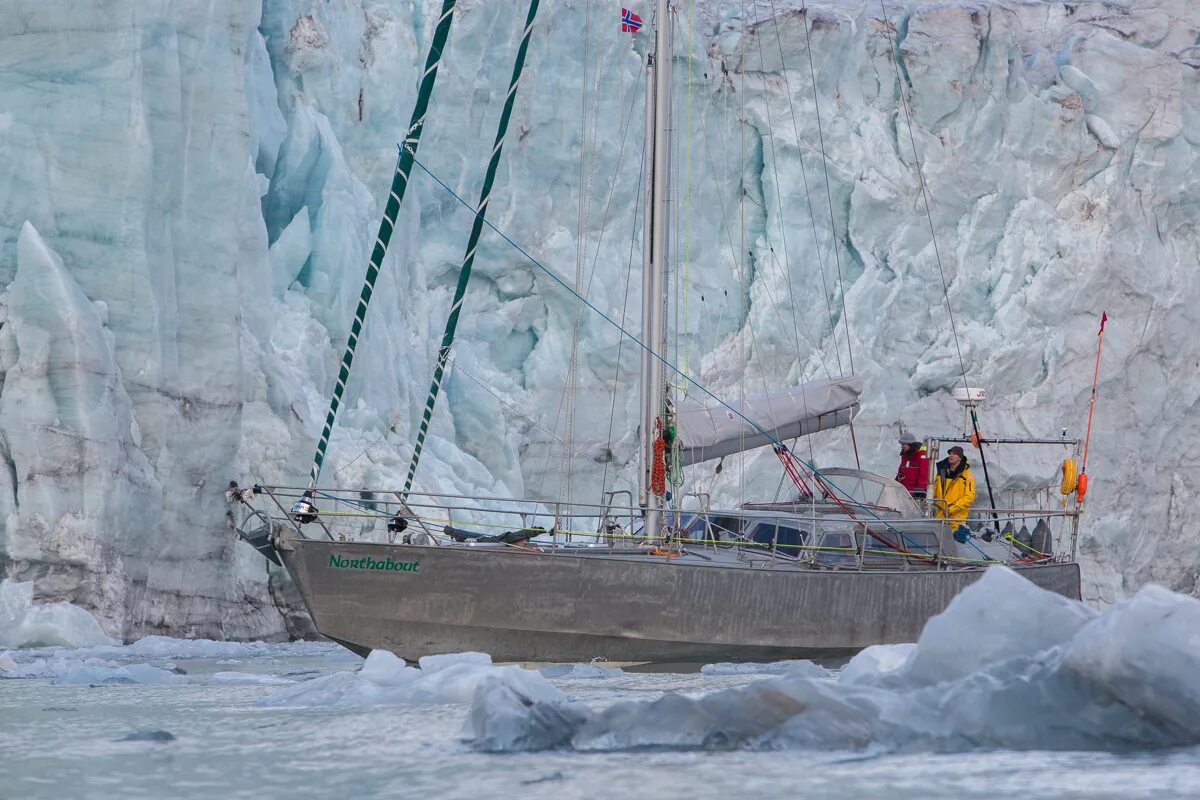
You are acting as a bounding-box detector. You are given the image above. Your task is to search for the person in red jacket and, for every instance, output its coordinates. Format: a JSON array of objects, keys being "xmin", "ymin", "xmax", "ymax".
[{"xmin": 895, "ymin": 432, "xmax": 929, "ymax": 498}]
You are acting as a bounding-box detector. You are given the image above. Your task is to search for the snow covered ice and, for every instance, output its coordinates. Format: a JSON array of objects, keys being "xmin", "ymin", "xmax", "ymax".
[
  {"xmin": 0, "ymin": 0, "xmax": 1198, "ymax": 639},
  {"xmin": 467, "ymin": 567, "xmax": 1200, "ymax": 753}
]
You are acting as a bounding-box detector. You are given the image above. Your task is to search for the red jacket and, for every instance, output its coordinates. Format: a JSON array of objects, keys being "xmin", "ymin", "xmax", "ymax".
[{"xmin": 896, "ymin": 446, "xmax": 929, "ymax": 494}]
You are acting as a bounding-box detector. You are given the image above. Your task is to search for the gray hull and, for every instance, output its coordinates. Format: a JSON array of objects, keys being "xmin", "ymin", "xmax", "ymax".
[{"xmin": 277, "ymin": 534, "xmax": 1082, "ymax": 663}]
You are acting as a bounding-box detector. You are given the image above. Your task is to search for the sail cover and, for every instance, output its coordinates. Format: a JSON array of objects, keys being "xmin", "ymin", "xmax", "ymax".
[{"xmin": 677, "ymin": 376, "xmax": 864, "ymax": 466}]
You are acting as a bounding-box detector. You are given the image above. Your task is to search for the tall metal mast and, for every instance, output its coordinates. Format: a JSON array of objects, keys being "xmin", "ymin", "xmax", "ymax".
[{"xmin": 640, "ymin": 0, "xmax": 672, "ymax": 538}]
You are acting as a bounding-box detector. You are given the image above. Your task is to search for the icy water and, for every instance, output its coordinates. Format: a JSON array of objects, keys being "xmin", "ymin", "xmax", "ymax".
[{"xmin": 3, "ymin": 641, "xmax": 1200, "ymax": 800}]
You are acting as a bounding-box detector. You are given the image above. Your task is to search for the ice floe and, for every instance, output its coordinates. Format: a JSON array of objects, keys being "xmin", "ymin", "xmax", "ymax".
[
  {"xmin": 538, "ymin": 663, "xmax": 625, "ymax": 679},
  {"xmin": 466, "ymin": 568, "xmax": 1200, "ymax": 753},
  {"xmin": 700, "ymin": 660, "xmax": 830, "ymax": 678},
  {"xmin": 53, "ymin": 663, "xmax": 187, "ymax": 686},
  {"xmin": 204, "ymin": 671, "xmax": 297, "ymax": 686},
  {"xmin": 0, "ymin": 632, "xmax": 351, "ymax": 683},
  {"xmin": 260, "ymin": 649, "xmax": 563, "ymax": 710}
]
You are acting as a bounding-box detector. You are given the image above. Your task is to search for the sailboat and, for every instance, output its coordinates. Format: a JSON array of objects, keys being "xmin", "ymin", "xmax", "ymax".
[{"xmin": 233, "ymin": 0, "xmax": 1084, "ymax": 663}]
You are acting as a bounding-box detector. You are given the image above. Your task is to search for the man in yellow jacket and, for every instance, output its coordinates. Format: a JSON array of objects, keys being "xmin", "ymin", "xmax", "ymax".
[{"xmin": 934, "ymin": 446, "xmax": 976, "ymax": 532}]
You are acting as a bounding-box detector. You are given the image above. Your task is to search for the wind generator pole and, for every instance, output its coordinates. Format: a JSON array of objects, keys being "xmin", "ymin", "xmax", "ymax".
[{"xmin": 641, "ymin": 0, "xmax": 672, "ymax": 539}]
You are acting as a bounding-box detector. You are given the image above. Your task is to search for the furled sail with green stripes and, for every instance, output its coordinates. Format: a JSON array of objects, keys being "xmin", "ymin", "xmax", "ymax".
[
  {"xmin": 402, "ymin": 0, "xmax": 543, "ymax": 496},
  {"xmin": 308, "ymin": 0, "xmax": 459, "ymax": 487}
]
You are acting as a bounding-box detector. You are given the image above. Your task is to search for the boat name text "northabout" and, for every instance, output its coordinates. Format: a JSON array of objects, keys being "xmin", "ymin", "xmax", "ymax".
[{"xmin": 328, "ymin": 554, "xmax": 420, "ymax": 573}]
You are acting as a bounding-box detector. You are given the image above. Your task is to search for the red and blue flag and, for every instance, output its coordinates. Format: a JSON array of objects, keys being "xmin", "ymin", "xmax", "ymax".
[{"xmin": 621, "ymin": 7, "xmax": 643, "ymax": 33}]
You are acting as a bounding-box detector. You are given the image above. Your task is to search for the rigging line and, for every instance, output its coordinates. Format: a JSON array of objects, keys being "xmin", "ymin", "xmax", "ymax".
[
  {"xmin": 751, "ymin": 4, "xmax": 820, "ymax": 470},
  {"xmin": 764, "ymin": 246, "xmax": 826, "ymax": 466},
  {"xmin": 750, "ymin": 5, "xmax": 805, "ymax": 369},
  {"xmin": 673, "ymin": 24, "xmax": 684, "ymax": 393},
  {"xmin": 692, "ymin": 77, "xmax": 742, "ymax": 274},
  {"xmin": 452, "ymin": 361, "xmax": 643, "ymax": 494},
  {"xmin": 412, "ymin": 149, "xmax": 914, "ymax": 543},
  {"xmin": 662, "ymin": 7, "xmax": 782, "ymax": 462},
  {"xmin": 563, "ymin": 0, "xmax": 592, "ymax": 507},
  {"xmin": 763, "ymin": 246, "xmax": 831, "ymax": 381},
  {"xmin": 533, "ymin": 64, "xmax": 646, "ymax": 499},
  {"xmin": 563, "ymin": 0, "xmax": 607, "ymax": 504},
  {"xmin": 681, "ymin": 0, "xmax": 696, "ymax": 385},
  {"xmin": 331, "ymin": 419, "xmax": 400, "ymax": 477},
  {"xmin": 411, "ymin": 152, "xmax": 931, "ymax": 550},
  {"xmin": 412, "ymin": 154, "xmax": 823, "ymax": 468},
  {"xmin": 767, "ymin": 0, "xmax": 841, "ymax": 375},
  {"xmin": 402, "ymin": 0, "xmax": 543, "ymax": 497},
  {"xmin": 308, "ymin": 0, "xmax": 459, "ymax": 488},
  {"xmin": 875, "ymin": 0, "xmax": 969, "ymax": 392},
  {"xmin": 600, "ymin": 150, "xmax": 645, "ymax": 504},
  {"xmin": 738, "ymin": 0, "xmax": 748, "ymax": 505},
  {"xmin": 799, "ymin": 1, "xmax": 856, "ymax": 375},
  {"xmin": 876, "ymin": 0, "xmax": 996, "ymax": 511}
]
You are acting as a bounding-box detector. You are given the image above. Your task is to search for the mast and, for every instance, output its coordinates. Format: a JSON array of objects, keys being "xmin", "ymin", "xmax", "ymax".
[{"xmin": 640, "ymin": 0, "xmax": 672, "ymax": 538}]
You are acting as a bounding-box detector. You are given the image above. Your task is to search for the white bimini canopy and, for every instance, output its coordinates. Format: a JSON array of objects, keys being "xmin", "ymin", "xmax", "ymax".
[{"xmin": 677, "ymin": 376, "xmax": 864, "ymax": 466}]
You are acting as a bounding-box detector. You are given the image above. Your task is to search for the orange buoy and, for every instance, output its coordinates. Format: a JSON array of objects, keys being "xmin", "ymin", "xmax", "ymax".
[
  {"xmin": 1076, "ymin": 472, "xmax": 1089, "ymax": 502},
  {"xmin": 969, "ymin": 431, "xmax": 982, "ymax": 449}
]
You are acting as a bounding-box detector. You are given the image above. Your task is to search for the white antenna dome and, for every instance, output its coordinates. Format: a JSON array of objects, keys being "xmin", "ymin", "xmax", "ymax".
[{"xmin": 953, "ymin": 387, "xmax": 986, "ymax": 408}]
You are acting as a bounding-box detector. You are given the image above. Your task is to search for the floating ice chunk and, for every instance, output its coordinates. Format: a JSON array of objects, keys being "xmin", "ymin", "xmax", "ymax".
[
  {"xmin": 53, "ymin": 663, "xmax": 188, "ymax": 686},
  {"xmin": 468, "ymin": 672, "xmax": 586, "ymax": 752},
  {"xmin": 0, "ymin": 636, "xmax": 346, "ymax": 674},
  {"xmin": 414, "ymin": 663, "xmax": 558, "ymax": 706},
  {"xmin": 260, "ymin": 651, "xmax": 420, "ymax": 707},
  {"xmin": 839, "ymin": 643, "xmax": 917, "ymax": 686},
  {"xmin": 123, "ymin": 636, "xmax": 253, "ymax": 660},
  {"xmin": 538, "ymin": 663, "xmax": 625, "ymax": 679},
  {"xmin": 418, "ymin": 651, "xmax": 492, "ymax": 673},
  {"xmin": 0, "ymin": 655, "xmax": 121, "ymax": 680},
  {"xmin": 359, "ymin": 649, "xmax": 409, "ymax": 681},
  {"xmin": 469, "ymin": 572, "xmax": 1200, "ymax": 754},
  {"xmin": 0, "ymin": 580, "xmax": 117, "ymax": 648},
  {"xmin": 0, "ymin": 651, "xmax": 16, "ymax": 672},
  {"xmin": 901, "ymin": 567, "xmax": 1096, "ymax": 687},
  {"xmin": 206, "ymin": 671, "xmax": 296, "ymax": 686},
  {"xmin": 1062, "ymin": 585, "xmax": 1200, "ymax": 741},
  {"xmin": 579, "ymin": 680, "xmax": 814, "ymax": 751},
  {"xmin": 260, "ymin": 649, "xmax": 554, "ymax": 709},
  {"xmin": 700, "ymin": 660, "xmax": 830, "ymax": 678},
  {"xmin": 258, "ymin": 671, "xmax": 366, "ymax": 707}
]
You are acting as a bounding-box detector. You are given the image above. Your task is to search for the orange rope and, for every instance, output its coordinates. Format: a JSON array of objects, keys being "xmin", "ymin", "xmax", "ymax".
[
  {"xmin": 1080, "ymin": 312, "xmax": 1107, "ymax": 476},
  {"xmin": 651, "ymin": 420, "xmax": 667, "ymax": 497}
]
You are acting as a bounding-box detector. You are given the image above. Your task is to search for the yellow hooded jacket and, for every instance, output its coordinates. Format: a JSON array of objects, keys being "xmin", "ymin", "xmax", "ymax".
[{"xmin": 934, "ymin": 457, "xmax": 976, "ymax": 525}]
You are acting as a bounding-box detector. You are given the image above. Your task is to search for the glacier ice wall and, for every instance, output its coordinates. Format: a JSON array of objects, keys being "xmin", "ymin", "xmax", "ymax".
[{"xmin": 0, "ymin": 0, "xmax": 1197, "ymax": 638}]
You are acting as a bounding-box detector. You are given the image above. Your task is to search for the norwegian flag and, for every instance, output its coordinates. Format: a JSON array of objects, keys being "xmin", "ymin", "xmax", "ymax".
[{"xmin": 621, "ymin": 7, "xmax": 643, "ymax": 33}]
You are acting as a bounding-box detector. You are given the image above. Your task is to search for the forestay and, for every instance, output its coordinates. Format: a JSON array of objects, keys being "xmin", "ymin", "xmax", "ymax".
[{"xmin": 677, "ymin": 376, "xmax": 863, "ymax": 466}]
